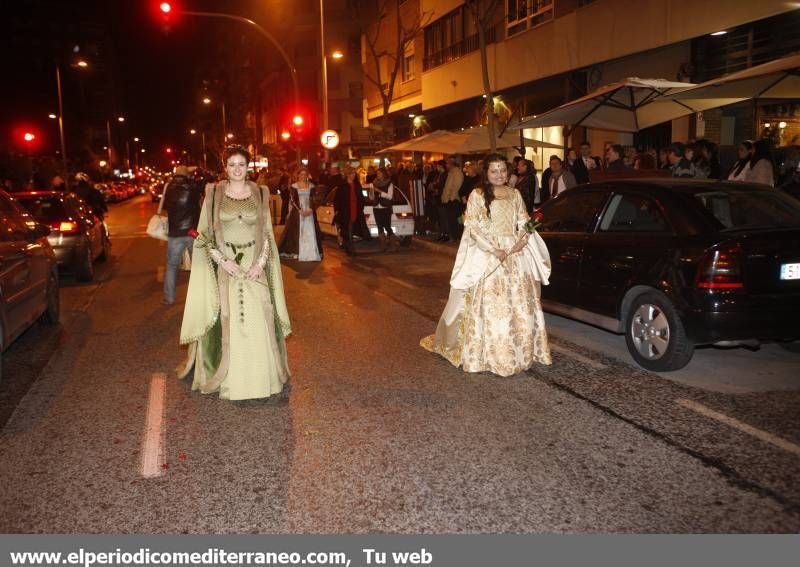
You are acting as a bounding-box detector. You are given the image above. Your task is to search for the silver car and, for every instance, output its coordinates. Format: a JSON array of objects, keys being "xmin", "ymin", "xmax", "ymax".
[{"xmin": 13, "ymin": 191, "xmax": 110, "ymax": 282}]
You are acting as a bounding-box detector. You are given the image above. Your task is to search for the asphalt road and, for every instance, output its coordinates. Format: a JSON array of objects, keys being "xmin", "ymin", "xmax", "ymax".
[{"xmin": 1, "ymin": 195, "xmax": 798, "ymax": 533}]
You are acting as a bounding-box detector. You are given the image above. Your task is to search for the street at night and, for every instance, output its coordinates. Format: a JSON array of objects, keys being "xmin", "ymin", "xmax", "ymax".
[
  {"xmin": 3, "ymin": 2, "xmax": 800, "ymax": 564},
  {"xmin": 1, "ymin": 195, "xmax": 798, "ymax": 533}
]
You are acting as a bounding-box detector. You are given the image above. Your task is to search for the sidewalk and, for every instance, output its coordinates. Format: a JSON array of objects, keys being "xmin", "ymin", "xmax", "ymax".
[{"xmin": 410, "ymin": 234, "xmax": 458, "ymax": 258}]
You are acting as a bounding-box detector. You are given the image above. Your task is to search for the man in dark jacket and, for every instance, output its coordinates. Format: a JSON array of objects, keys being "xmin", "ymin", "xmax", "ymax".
[
  {"xmin": 572, "ymin": 142, "xmax": 601, "ymax": 184},
  {"xmin": 162, "ymin": 166, "xmax": 202, "ymax": 305},
  {"xmin": 73, "ymin": 172, "xmax": 108, "ymax": 220}
]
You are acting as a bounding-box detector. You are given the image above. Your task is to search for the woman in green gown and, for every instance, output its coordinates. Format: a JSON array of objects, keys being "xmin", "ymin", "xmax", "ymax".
[{"xmin": 178, "ymin": 146, "xmax": 291, "ymax": 400}]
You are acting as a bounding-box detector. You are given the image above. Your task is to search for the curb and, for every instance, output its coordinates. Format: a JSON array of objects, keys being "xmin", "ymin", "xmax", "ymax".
[{"xmin": 411, "ymin": 236, "xmax": 458, "ymax": 258}]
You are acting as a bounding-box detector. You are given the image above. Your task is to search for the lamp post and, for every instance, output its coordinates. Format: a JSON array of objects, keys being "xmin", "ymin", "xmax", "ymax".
[
  {"xmin": 190, "ymin": 129, "xmax": 208, "ymax": 169},
  {"xmin": 106, "ymin": 115, "xmax": 125, "ymax": 170},
  {"xmin": 55, "ymin": 65, "xmax": 68, "ymax": 175},
  {"xmin": 53, "ymin": 59, "xmax": 90, "ymax": 176},
  {"xmin": 319, "ymin": 0, "xmax": 344, "ymax": 164},
  {"xmin": 203, "ymin": 97, "xmax": 227, "ymax": 151}
]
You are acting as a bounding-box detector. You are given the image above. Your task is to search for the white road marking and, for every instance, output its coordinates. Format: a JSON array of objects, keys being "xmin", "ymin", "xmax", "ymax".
[
  {"xmin": 112, "ymin": 232, "xmax": 150, "ymax": 239},
  {"xmin": 549, "ymin": 343, "xmax": 608, "ymax": 370},
  {"xmin": 386, "ymin": 276, "xmax": 416, "ymax": 290},
  {"xmin": 140, "ymin": 373, "xmax": 167, "ymax": 478},
  {"xmin": 676, "ymin": 398, "xmax": 800, "ymax": 456}
]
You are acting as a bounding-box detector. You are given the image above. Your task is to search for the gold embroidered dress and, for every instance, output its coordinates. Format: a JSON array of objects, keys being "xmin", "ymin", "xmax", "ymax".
[
  {"xmin": 421, "ymin": 187, "xmax": 552, "ymax": 376},
  {"xmin": 178, "ymin": 181, "xmax": 291, "ymax": 400}
]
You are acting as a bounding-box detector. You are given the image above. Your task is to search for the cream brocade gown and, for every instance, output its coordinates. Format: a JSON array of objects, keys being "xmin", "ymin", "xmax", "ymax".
[{"xmin": 421, "ymin": 187, "xmax": 552, "ymax": 376}]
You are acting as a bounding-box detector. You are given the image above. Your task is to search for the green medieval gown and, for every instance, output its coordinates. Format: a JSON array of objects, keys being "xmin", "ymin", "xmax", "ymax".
[{"xmin": 178, "ymin": 181, "xmax": 291, "ymax": 400}]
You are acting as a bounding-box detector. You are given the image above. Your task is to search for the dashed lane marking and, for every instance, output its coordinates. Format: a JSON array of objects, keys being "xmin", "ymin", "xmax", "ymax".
[
  {"xmin": 676, "ymin": 398, "xmax": 800, "ymax": 456},
  {"xmin": 140, "ymin": 373, "xmax": 167, "ymax": 478},
  {"xmin": 386, "ymin": 275, "xmax": 416, "ymax": 289},
  {"xmin": 112, "ymin": 232, "xmax": 150, "ymax": 239},
  {"xmin": 549, "ymin": 342, "xmax": 608, "ymax": 370}
]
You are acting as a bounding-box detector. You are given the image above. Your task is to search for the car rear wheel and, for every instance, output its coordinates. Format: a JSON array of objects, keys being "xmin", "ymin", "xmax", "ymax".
[
  {"xmin": 41, "ymin": 272, "xmax": 60, "ymax": 325},
  {"xmin": 624, "ymin": 291, "xmax": 694, "ymax": 372},
  {"xmin": 75, "ymin": 243, "xmax": 95, "ymax": 282}
]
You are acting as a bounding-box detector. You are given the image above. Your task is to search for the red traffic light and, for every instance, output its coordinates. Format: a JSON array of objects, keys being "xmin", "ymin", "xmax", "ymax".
[
  {"xmin": 23, "ymin": 132, "xmax": 36, "ymax": 143},
  {"xmin": 292, "ymin": 115, "xmax": 304, "ymax": 127},
  {"xmin": 159, "ymin": 2, "xmax": 172, "ymax": 13}
]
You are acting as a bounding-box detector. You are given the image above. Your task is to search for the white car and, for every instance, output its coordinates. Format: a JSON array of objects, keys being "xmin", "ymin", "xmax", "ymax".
[{"xmin": 316, "ymin": 185, "xmax": 415, "ymax": 245}]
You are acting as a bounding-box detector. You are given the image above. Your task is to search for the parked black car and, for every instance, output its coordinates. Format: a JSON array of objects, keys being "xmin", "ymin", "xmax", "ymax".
[
  {"xmin": 536, "ymin": 179, "xmax": 800, "ymax": 371},
  {"xmin": 0, "ymin": 190, "xmax": 60, "ymax": 382},
  {"xmin": 13, "ymin": 191, "xmax": 110, "ymax": 282}
]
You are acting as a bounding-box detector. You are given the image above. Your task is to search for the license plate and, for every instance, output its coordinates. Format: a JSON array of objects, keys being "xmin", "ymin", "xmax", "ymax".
[{"xmin": 780, "ymin": 263, "xmax": 800, "ymax": 280}]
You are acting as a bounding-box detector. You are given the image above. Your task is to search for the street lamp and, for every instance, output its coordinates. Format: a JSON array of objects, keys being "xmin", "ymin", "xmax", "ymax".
[
  {"xmin": 190, "ymin": 129, "xmax": 207, "ymax": 169},
  {"xmin": 202, "ymin": 96, "xmax": 228, "ymax": 150},
  {"xmin": 319, "ymin": 0, "xmax": 344, "ymax": 163},
  {"xmin": 55, "ymin": 59, "xmax": 89, "ymax": 176},
  {"xmin": 106, "ymin": 115, "xmax": 126, "ymax": 169},
  {"xmin": 159, "ymin": 3, "xmax": 301, "ymax": 163}
]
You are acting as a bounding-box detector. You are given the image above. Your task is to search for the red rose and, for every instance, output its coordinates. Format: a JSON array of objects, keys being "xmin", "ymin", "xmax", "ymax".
[
  {"xmin": 533, "ymin": 211, "xmax": 544, "ymax": 222},
  {"xmin": 188, "ymin": 228, "xmax": 199, "ymax": 239}
]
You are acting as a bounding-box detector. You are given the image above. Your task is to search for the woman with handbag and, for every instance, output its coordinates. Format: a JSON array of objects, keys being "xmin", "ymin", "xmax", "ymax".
[
  {"xmin": 277, "ymin": 167, "xmax": 323, "ymax": 261},
  {"xmin": 364, "ymin": 167, "xmax": 398, "ymax": 252},
  {"xmin": 178, "ymin": 145, "xmax": 291, "ymax": 401}
]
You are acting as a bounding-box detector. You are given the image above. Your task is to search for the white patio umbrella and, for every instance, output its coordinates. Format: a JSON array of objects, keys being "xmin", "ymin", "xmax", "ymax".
[
  {"xmin": 512, "ymin": 78, "xmax": 745, "ymax": 133},
  {"xmin": 662, "ymin": 54, "xmax": 800, "ymax": 105},
  {"xmin": 378, "ymin": 126, "xmax": 561, "ymax": 154},
  {"xmin": 377, "ymin": 130, "xmax": 452, "ymax": 153}
]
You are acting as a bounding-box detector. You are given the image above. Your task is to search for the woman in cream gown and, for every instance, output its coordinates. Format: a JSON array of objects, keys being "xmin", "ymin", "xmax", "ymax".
[
  {"xmin": 178, "ymin": 146, "xmax": 291, "ymax": 400},
  {"xmin": 421, "ymin": 154, "xmax": 552, "ymax": 376}
]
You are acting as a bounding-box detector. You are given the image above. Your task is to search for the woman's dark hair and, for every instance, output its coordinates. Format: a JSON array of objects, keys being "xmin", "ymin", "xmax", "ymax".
[
  {"xmin": 481, "ymin": 153, "xmax": 509, "ymax": 218},
  {"xmin": 730, "ymin": 140, "xmax": 754, "ymax": 178},
  {"xmin": 750, "ymin": 139, "xmax": 773, "ymax": 167},
  {"xmin": 224, "ymin": 144, "xmax": 251, "ymax": 164}
]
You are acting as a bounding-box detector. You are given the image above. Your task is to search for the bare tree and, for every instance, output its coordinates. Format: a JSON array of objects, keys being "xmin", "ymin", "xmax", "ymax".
[
  {"xmin": 465, "ymin": 0, "xmax": 502, "ymax": 153},
  {"xmin": 350, "ymin": 0, "xmax": 430, "ymax": 148}
]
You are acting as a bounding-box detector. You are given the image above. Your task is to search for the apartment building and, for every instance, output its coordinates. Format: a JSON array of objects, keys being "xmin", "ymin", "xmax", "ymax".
[{"xmin": 362, "ymin": 0, "xmax": 799, "ymax": 168}]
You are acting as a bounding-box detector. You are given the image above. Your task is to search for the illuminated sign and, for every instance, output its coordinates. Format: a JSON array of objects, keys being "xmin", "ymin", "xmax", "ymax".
[{"xmin": 320, "ymin": 130, "xmax": 340, "ymax": 149}]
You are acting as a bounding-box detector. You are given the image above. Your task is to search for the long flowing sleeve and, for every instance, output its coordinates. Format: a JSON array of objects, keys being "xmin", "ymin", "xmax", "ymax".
[
  {"xmin": 463, "ymin": 190, "xmax": 496, "ymax": 253},
  {"xmin": 180, "ymin": 198, "xmax": 221, "ymax": 344},
  {"xmin": 449, "ymin": 189, "xmax": 494, "ymax": 290}
]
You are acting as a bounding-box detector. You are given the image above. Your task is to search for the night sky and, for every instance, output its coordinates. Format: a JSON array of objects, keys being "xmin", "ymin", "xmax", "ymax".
[{"xmin": 1, "ymin": 0, "xmax": 249, "ymax": 161}]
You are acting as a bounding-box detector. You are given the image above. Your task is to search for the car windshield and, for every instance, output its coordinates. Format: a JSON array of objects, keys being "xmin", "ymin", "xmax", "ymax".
[
  {"xmin": 15, "ymin": 196, "xmax": 69, "ymax": 223},
  {"xmin": 690, "ymin": 189, "xmax": 800, "ymax": 230}
]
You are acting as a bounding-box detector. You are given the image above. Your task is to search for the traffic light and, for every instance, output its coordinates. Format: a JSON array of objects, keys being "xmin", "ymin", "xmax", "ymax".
[{"xmin": 155, "ymin": 1, "xmax": 178, "ymax": 31}]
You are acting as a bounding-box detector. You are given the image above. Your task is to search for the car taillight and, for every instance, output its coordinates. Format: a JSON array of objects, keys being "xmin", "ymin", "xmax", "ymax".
[
  {"xmin": 51, "ymin": 221, "xmax": 79, "ymax": 234},
  {"xmin": 396, "ymin": 212, "xmax": 414, "ymax": 219},
  {"xmin": 695, "ymin": 243, "xmax": 744, "ymax": 289}
]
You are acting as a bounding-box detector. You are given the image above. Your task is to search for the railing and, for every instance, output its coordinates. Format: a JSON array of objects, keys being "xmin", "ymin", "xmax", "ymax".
[{"xmin": 423, "ymin": 27, "xmax": 496, "ymax": 71}]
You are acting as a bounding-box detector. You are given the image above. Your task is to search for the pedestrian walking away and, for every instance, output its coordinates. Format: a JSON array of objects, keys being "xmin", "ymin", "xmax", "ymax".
[
  {"xmin": 178, "ymin": 145, "xmax": 291, "ymax": 401},
  {"xmin": 421, "ymin": 154, "xmax": 552, "ymax": 377},
  {"xmin": 161, "ymin": 165, "xmax": 202, "ymax": 305}
]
